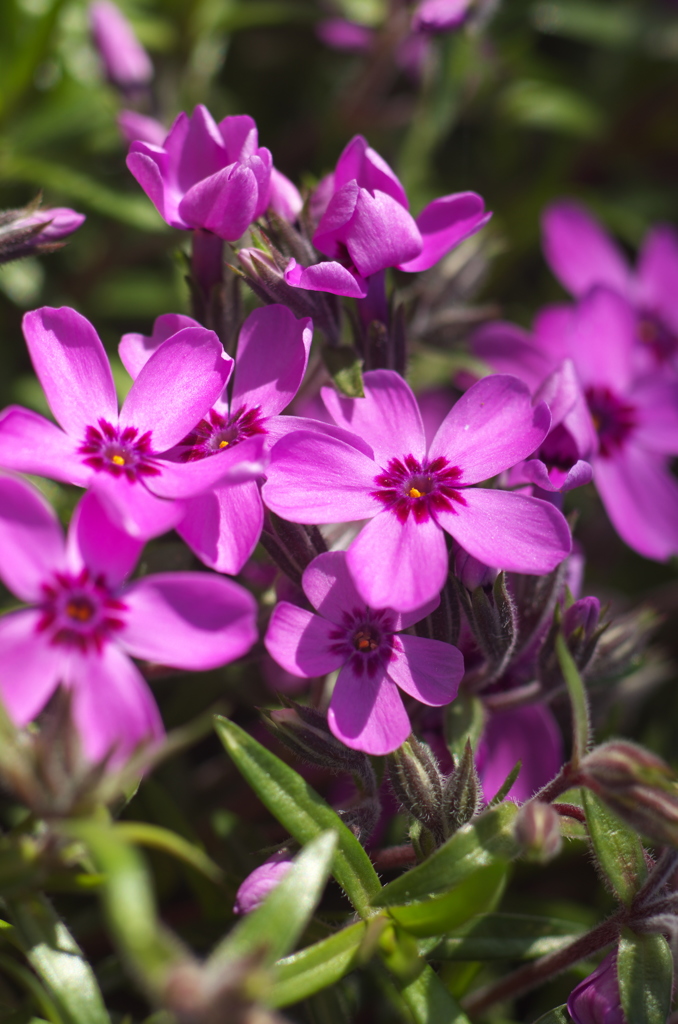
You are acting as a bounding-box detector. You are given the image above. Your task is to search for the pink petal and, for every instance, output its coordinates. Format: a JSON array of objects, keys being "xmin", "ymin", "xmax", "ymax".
[
  {"xmin": 636, "ymin": 224, "xmax": 678, "ymax": 334},
  {"xmin": 120, "ymin": 326, "xmax": 230, "ymax": 451},
  {"xmin": 0, "ymin": 406, "xmax": 91, "ymax": 486},
  {"xmin": 22, "ymin": 307, "xmax": 117, "ymax": 439},
  {"xmin": 217, "ymin": 113, "xmax": 258, "ymax": 161},
  {"xmin": 328, "ymin": 665, "xmax": 410, "ymax": 754},
  {"xmin": 262, "ymin": 431, "xmax": 379, "ymax": 522},
  {"xmin": 174, "ymin": 104, "xmax": 228, "ymax": 194},
  {"xmin": 264, "ymin": 602, "xmax": 345, "ymax": 677},
  {"xmin": 68, "ymin": 645, "xmax": 164, "ymax": 765},
  {"xmin": 512, "ymin": 458, "xmax": 593, "ymax": 493},
  {"xmin": 568, "ymin": 287, "xmax": 636, "ymax": 393},
  {"xmin": 119, "ymin": 313, "xmax": 202, "ymax": 379},
  {"xmin": 322, "ymin": 369, "xmax": 427, "ymax": 466},
  {"xmin": 334, "ymin": 136, "xmax": 408, "ymax": 206},
  {"xmin": 91, "ymin": 474, "xmax": 185, "ymax": 540},
  {"xmin": 593, "ymin": 446, "xmax": 678, "ymax": 561},
  {"xmin": 264, "ymin": 414, "xmax": 376, "ymax": 459},
  {"xmin": 269, "ymin": 167, "xmax": 303, "ymax": 222},
  {"xmin": 0, "ymin": 611, "xmax": 63, "ymax": 724},
  {"xmin": 0, "ymin": 474, "xmax": 65, "ymax": 600},
  {"xmin": 473, "ymin": 321, "xmax": 555, "ymax": 391},
  {"xmin": 284, "ymin": 257, "xmax": 368, "ymax": 298},
  {"xmin": 301, "ymin": 550, "xmax": 367, "ymax": 624},
  {"xmin": 533, "ymin": 303, "xmax": 574, "ymax": 363},
  {"xmin": 429, "ymin": 375, "xmax": 551, "ymax": 484},
  {"xmin": 345, "ymin": 189, "xmax": 422, "ymax": 277},
  {"xmin": 437, "ymin": 488, "xmax": 572, "ymax": 573},
  {"xmin": 177, "ymin": 480, "xmax": 263, "ymax": 574},
  {"xmin": 118, "ymin": 110, "xmax": 167, "ymax": 147},
  {"xmin": 631, "ymin": 378, "xmax": 678, "ymax": 454},
  {"xmin": 231, "ymin": 306, "xmax": 313, "ymax": 417},
  {"xmin": 126, "ymin": 147, "xmax": 180, "ymax": 227},
  {"xmin": 178, "ymin": 163, "xmax": 259, "ymax": 240},
  {"xmin": 68, "ymin": 490, "xmax": 143, "ymax": 588},
  {"xmin": 152, "ymin": 436, "xmax": 265, "ymax": 498},
  {"xmin": 119, "ymin": 572, "xmax": 257, "ymax": 669},
  {"xmin": 541, "ymin": 200, "xmax": 631, "ymax": 298},
  {"xmin": 347, "ymin": 511, "xmax": 448, "ymax": 612},
  {"xmin": 478, "ymin": 704, "xmax": 564, "ymax": 803},
  {"xmin": 398, "ymin": 193, "xmax": 491, "ymax": 273},
  {"xmin": 387, "ymin": 634, "xmax": 464, "ymax": 705}
]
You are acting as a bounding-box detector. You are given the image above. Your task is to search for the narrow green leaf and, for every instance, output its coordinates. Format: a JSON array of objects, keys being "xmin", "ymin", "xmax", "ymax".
[
  {"xmin": 531, "ymin": 1007, "xmax": 570, "ymax": 1024},
  {"xmin": 444, "ymin": 694, "xmax": 485, "ymax": 761},
  {"xmin": 214, "ymin": 717, "xmax": 381, "ymax": 917},
  {"xmin": 617, "ymin": 930, "xmax": 673, "ymax": 1024},
  {"xmin": 5, "ymin": 895, "xmax": 111, "ymax": 1024},
  {"xmin": 488, "ymin": 760, "xmax": 522, "ymax": 806},
  {"xmin": 373, "ymin": 804, "xmax": 520, "ymax": 907},
  {"xmin": 210, "ymin": 831, "xmax": 337, "ymax": 969},
  {"xmin": 269, "ymin": 921, "xmax": 366, "ymax": 1008},
  {"xmin": 398, "ymin": 962, "xmax": 471, "ymax": 1024},
  {"xmin": 115, "ymin": 822, "xmax": 223, "ymax": 884},
  {"xmin": 429, "ymin": 913, "xmax": 585, "ymax": 960},
  {"xmin": 0, "ymin": 951, "xmax": 62, "ymax": 1024},
  {"xmin": 556, "ymin": 632, "xmax": 590, "ymax": 766},
  {"xmin": 581, "ymin": 790, "xmax": 647, "ymax": 905},
  {"xmin": 388, "ymin": 863, "xmax": 507, "ymax": 938}
]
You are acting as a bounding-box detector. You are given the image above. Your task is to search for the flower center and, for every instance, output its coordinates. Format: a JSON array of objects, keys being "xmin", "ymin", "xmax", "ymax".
[
  {"xmin": 371, "ymin": 454, "xmax": 465, "ymax": 524},
  {"xmin": 637, "ymin": 311, "xmax": 677, "ymax": 364},
  {"xmin": 37, "ymin": 569, "xmax": 127, "ymax": 654},
  {"xmin": 78, "ymin": 419, "xmax": 161, "ymax": 482},
  {"xmin": 177, "ymin": 405, "xmax": 267, "ymax": 462},
  {"xmin": 585, "ymin": 386, "xmax": 637, "ymax": 458},
  {"xmin": 328, "ymin": 609, "xmax": 397, "ymax": 679},
  {"xmin": 353, "ymin": 626, "xmax": 380, "ymax": 652}
]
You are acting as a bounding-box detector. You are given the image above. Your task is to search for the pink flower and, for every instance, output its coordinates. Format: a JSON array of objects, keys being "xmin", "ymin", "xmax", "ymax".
[
  {"xmin": 412, "ymin": 0, "xmax": 474, "ymax": 32},
  {"xmin": 0, "ymin": 477, "xmax": 257, "ymax": 764},
  {"xmin": 263, "ymin": 370, "xmax": 571, "ymax": 612},
  {"xmin": 567, "ymin": 952, "xmax": 626, "ymax": 1024},
  {"xmin": 477, "ymin": 704, "xmax": 564, "ymax": 803},
  {"xmin": 119, "ymin": 304, "xmax": 313, "ymax": 573},
  {"xmin": 284, "ymin": 135, "xmax": 490, "ymax": 298},
  {"xmin": 265, "ymin": 551, "xmax": 464, "ymax": 754},
  {"xmin": 316, "ymin": 18, "xmax": 375, "ymax": 52},
  {"xmin": 126, "ymin": 106, "xmax": 301, "ymax": 239},
  {"xmin": 0, "ymin": 307, "xmax": 263, "ymax": 540},
  {"xmin": 89, "ymin": 0, "xmax": 153, "ymax": 89}
]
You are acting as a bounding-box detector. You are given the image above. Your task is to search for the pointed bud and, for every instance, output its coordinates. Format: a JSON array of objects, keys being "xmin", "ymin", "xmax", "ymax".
[
  {"xmin": 263, "ymin": 704, "xmax": 375, "ymax": 786},
  {"xmin": 233, "ymin": 851, "xmax": 294, "ymax": 915},
  {"xmin": 387, "ymin": 738, "xmax": 445, "ymax": 843},
  {"xmin": 514, "ymin": 801, "xmax": 562, "ymax": 863},
  {"xmin": 414, "ymin": 575, "xmax": 461, "ymax": 646},
  {"xmin": 455, "ymin": 572, "xmax": 517, "ymax": 685},
  {"xmin": 567, "ymin": 952, "xmax": 626, "ymax": 1024},
  {"xmin": 588, "ymin": 606, "xmax": 660, "ymax": 684},
  {"xmin": 538, "ymin": 598, "xmax": 607, "ymax": 692},
  {"xmin": 442, "ymin": 738, "xmax": 482, "ymax": 834},
  {"xmin": 260, "ymin": 511, "xmax": 327, "ymax": 586},
  {"xmin": 0, "ymin": 203, "xmax": 85, "ymax": 264}
]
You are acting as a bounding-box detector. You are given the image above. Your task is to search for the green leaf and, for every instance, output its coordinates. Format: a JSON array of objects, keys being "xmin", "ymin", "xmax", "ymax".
[
  {"xmin": 581, "ymin": 790, "xmax": 647, "ymax": 905},
  {"xmin": 323, "ymin": 347, "xmax": 365, "ymax": 398},
  {"xmin": 397, "ymin": 962, "xmax": 471, "ymax": 1024},
  {"xmin": 114, "ymin": 822, "xmax": 223, "ymax": 885},
  {"xmin": 373, "ymin": 804, "xmax": 520, "ymax": 907},
  {"xmin": 210, "ymin": 831, "xmax": 337, "ymax": 969},
  {"xmin": 429, "ymin": 913, "xmax": 585, "ymax": 960},
  {"xmin": 0, "ymin": 951, "xmax": 62, "ymax": 1024},
  {"xmin": 269, "ymin": 921, "xmax": 366, "ymax": 1008},
  {"xmin": 617, "ymin": 930, "xmax": 673, "ymax": 1024},
  {"xmin": 501, "ymin": 80, "xmax": 602, "ymax": 138},
  {"xmin": 532, "ymin": 2, "xmax": 639, "ymax": 48},
  {"xmin": 388, "ymin": 863, "xmax": 507, "ymax": 938},
  {"xmin": 216, "ymin": 2, "xmax": 317, "ymax": 30},
  {"xmin": 488, "ymin": 760, "xmax": 522, "ymax": 807},
  {"xmin": 214, "ymin": 717, "xmax": 381, "ymax": 917},
  {"xmin": 444, "ymin": 694, "xmax": 485, "ymax": 762},
  {"xmin": 5, "ymin": 895, "xmax": 111, "ymax": 1024},
  {"xmin": 531, "ymin": 1007, "xmax": 570, "ymax": 1024},
  {"xmin": 556, "ymin": 632, "xmax": 590, "ymax": 767}
]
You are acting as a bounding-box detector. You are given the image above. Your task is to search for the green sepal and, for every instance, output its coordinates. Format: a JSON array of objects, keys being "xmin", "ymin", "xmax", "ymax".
[
  {"xmin": 617, "ymin": 930, "xmax": 673, "ymax": 1024},
  {"xmin": 556, "ymin": 632, "xmax": 590, "ymax": 766},
  {"xmin": 387, "ymin": 862, "xmax": 507, "ymax": 937},
  {"xmin": 581, "ymin": 790, "xmax": 647, "ymax": 905}
]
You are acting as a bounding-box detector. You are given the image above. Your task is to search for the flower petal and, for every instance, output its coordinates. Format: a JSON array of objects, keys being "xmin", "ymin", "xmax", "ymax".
[
  {"xmin": 511, "ymin": 457, "xmax": 593, "ymax": 493},
  {"xmin": 429, "ymin": 375, "xmax": 551, "ymax": 484},
  {"xmin": 91, "ymin": 474, "xmax": 185, "ymax": 540},
  {"xmin": 68, "ymin": 489, "xmax": 143, "ymax": 587},
  {"xmin": 178, "ymin": 163, "xmax": 259, "ymax": 240},
  {"xmin": 322, "ymin": 369, "xmax": 427, "ymax": 466},
  {"xmin": 262, "ymin": 431, "xmax": 379, "ymax": 522},
  {"xmin": 347, "ymin": 189, "xmax": 422, "ymax": 276},
  {"xmin": 631, "ymin": 378, "xmax": 678, "ymax": 454},
  {"xmin": 387, "ymin": 634, "xmax": 464, "ymax": 705},
  {"xmin": 152, "ymin": 437, "xmax": 265, "ymax": 498},
  {"xmin": 437, "ymin": 488, "xmax": 572, "ymax": 573},
  {"xmin": 568, "ymin": 287, "xmax": 636, "ymax": 393},
  {"xmin": 328, "ymin": 665, "xmax": 410, "ymax": 754},
  {"xmin": 347, "ymin": 511, "xmax": 448, "ymax": 612},
  {"xmin": 265, "ymin": 602, "xmax": 345, "ymax": 677},
  {"xmin": 120, "ymin": 326, "xmax": 230, "ymax": 451},
  {"xmin": 119, "ymin": 313, "xmax": 201, "ymax": 379},
  {"xmin": 119, "ymin": 572, "xmax": 257, "ymax": 669},
  {"xmin": 472, "ymin": 320, "xmax": 555, "ymax": 391},
  {"xmin": 0, "ymin": 611, "xmax": 63, "ymax": 724},
  {"xmin": 269, "ymin": 166, "xmax": 303, "ymax": 222},
  {"xmin": 398, "ymin": 193, "xmax": 491, "ymax": 273},
  {"xmin": 541, "ymin": 199, "xmax": 631, "ymax": 298},
  {"xmin": 0, "ymin": 474, "xmax": 65, "ymax": 600},
  {"xmin": 334, "ymin": 135, "xmax": 409, "ymax": 207},
  {"xmin": 477, "ymin": 704, "xmax": 564, "ymax": 803},
  {"xmin": 636, "ymin": 224, "xmax": 678, "ymax": 335},
  {"xmin": 284, "ymin": 257, "xmax": 368, "ymax": 298},
  {"xmin": 22, "ymin": 307, "xmax": 117, "ymax": 438},
  {"xmin": 231, "ymin": 306, "xmax": 313, "ymax": 417},
  {"xmin": 177, "ymin": 480, "xmax": 263, "ymax": 575},
  {"xmin": 301, "ymin": 550, "xmax": 367, "ymax": 623},
  {"xmin": 0, "ymin": 406, "xmax": 90, "ymax": 486}
]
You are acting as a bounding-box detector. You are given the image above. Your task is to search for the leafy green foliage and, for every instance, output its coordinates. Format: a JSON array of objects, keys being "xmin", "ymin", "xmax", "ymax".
[
  {"xmin": 617, "ymin": 931, "xmax": 673, "ymax": 1024},
  {"xmin": 581, "ymin": 790, "xmax": 647, "ymax": 905}
]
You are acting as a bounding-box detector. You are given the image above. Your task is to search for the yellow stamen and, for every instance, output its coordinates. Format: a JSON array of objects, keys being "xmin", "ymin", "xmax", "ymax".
[
  {"xmin": 358, "ymin": 638, "xmax": 371, "ymax": 651},
  {"xmin": 219, "ymin": 440, "xmax": 229, "ymax": 448},
  {"xmin": 111, "ymin": 454, "xmax": 125, "ymax": 466},
  {"xmin": 408, "ymin": 487, "xmax": 423, "ymax": 498}
]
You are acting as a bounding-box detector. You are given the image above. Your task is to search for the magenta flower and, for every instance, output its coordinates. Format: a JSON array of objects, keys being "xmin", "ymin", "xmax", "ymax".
[
  {"xmin": 89, "ymin": 0, "xmax": 153, "ymax": 89},
  {"xmin": 119, "ymin": 304, "xmax": 312, "ymax": 573},
  {"xmin": 316, "ymin": 18, "xmax": 375, "ymax": 52},
  {"xmin": 117, "ymin": 110, "xmax": 167, "ymax": 147},
  {"xmin": 0, "ymin": 307, "xmax": 263, "ymax": 540},
  {"xmin": 263, "ymin": 370, "xmax": 571, "ymax": 612},
  {"xmin": 127, "ymin": 106, "xmax": 301, "ymax": 239},
  {"xmin": 0, "ymin": 477, "xmax": 257, "ymax": 764},
  {"xmin": 543, "ymin": 199, "xmax": 678, "ymax": 371},
  {"xmin": 233, "ymin": 851, "xmax": 294, "ymax": 915},
  {"xmin": 477, "ymin": 704, "xmax": 564, "ymax": 803},
  {"xmin": 412, "ymin": 0, "xmax": 474, "ymax": 32},
  {"xmin": 474, "ymin": 288, "xmax": 678, "ymax": 560},
  {"xmin": 284, "ymin": 135, "xmax": 490, "ymax": 298},
  {"xmin": 567, "ymin": 952, "xmax": 626, "ymax": 1024},
  {"xmin": 265, "ymin": 551, "xmax": 464, "ymax": 754}
]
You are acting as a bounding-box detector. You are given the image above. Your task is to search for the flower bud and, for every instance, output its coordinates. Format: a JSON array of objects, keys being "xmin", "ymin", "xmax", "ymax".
[
  {"xmin": 443, "ymin": 738, "xmax": 481, "ymax": 834},
  {"xmin": 453, "ymin": 544, "xmax": 497, "ymax": 592},
  {"xmin": 514, "ymin": 801, "xmax": 562, "ymax": 863},
  {"xmin": 260, "ymin": 512, "xmax": 327, "ymax": 586},
  {"xmin": 567, "ymin": 952, "xmax": 626, "ymax": 1024},
  {"xmin": 387, "ymin": 738, "xmax": 445, "ymax": 843},
  {"xmin": 117, "ymin": 110, "xmax": 166, "ymax": 147},
  {"xmin": 264, "ymin": 704, "xmax": 375, "ymax": 783},
  {"xmin": 0, "ymin": 203, "xmax": 85, "ymax": 264},
  {"xmin": 90, "ymin": 0, "xmax": 153, "ymax": 89},
  {"xmin": 454, "ymin": 571, "xmax": 517, "ymax": 684},
  {"xmin": 233, "ymin": 851, "xmax": 294, "ymax": 915}
]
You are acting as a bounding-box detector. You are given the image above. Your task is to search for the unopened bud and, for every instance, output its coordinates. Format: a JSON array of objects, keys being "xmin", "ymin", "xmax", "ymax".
[
  {"xmin": 90, "ymin": 0, "xmax": 153, "ymax": 90},
  {"xmin": 567, "ymin": 951, "xmax": 625, "ymax": 1024},
  {"xmin": 442, "ymin": 738, "xmax": 481, "ymax": 834},
  {"xmin": 515, "ymin": 801, "xmax": 562, "ymax": 863},
  {"xmin": 539, "ymin": 598, "xmax": 607, "ymax": 692},
  {"xmin": 454, "ymin": 571, "xmax": 517, "ymax": 684},
  {"xmin": 233, "ymin": 851, "xmax": 294, "ymax": 915},
  {"xmin": 260, "ymin": 511, "xmax": 327, "ymax": 586},
  {"xmin": 588, "ymin": 606, "xmax": 660, "ymax": 684},
  {"xmin": 388, "ymin": 738, "xmax": 445, "ymax": 843},
  {"xmin": 414, "ymin": 574, "xmax": 461, "ymax": 646},
  {"xmin": 0, "ymin": 203, "xmax": 85, "ymax": 264},
  {"xmin": 264, "ymin": 704, "xmax": 375, "ymax": 785},
  {"xmin": 581, "ymin": 741, "xmax": 678, "ymax": 847},
  {"xmin": 453, "ymin": 544, "xmax": 497, "ymax": 592}
]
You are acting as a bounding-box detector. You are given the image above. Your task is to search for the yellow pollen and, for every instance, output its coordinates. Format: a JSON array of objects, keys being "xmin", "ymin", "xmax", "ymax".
[
  {"xmin": 219, "ymin": 440, "xmax": 229, "ymax": 448},
  {"xmin": 591, "ymin": 414, "xmax": 601, "ymax": 433},
  {"xmin": 66, "ymin": 600, "xmax": 93, "ymax": 622},
  {"xmin": 111, "ymin": 454, "xmax": 125, "ymax": 466},
  {"xmin": 358, "ymin": 638, "xmax": 371, "ymax": 651},
  {"xmin": 408, "ymin": 487, "xmax": 423, "ymax": 498}
]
